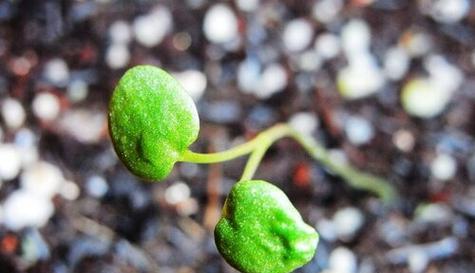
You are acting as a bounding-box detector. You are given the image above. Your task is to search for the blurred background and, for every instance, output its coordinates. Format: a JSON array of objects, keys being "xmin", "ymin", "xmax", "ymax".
[{"xmin": 0, "ymin": 0, "xmax": 474, "ymax": 272}]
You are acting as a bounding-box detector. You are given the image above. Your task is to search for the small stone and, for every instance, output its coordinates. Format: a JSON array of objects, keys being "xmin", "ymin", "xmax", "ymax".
[
  {"xmin": 297, "ymin": 50, "xmax": 322, "ymax": 72},
  {"xmin": 384, "ymin": 46, "xmax": 410, "ymax": 81},
  {"xmin": 237, "ymin": 58, "xmax": 261, "ymax": 93},
  {"xmin": 408, "ymin": 250, "xmax": 429, "ymax": 273},
  {"xmin": 59, "ymin": 180, "xmax": 80, "ymax": 200},
  {"xmin": 314, "ymin": 33, "xmax": 341, "ymax": 60},
  {"xmin": 67, "ymin": 79, "xmax": 88, "ymax": 103},
  {"xmin": 426, "ymin": 0, "xmax": 470, "ymax": 24},
  {"xmin": 203, "ymin": 4, "xmax": 238, "ymax": 44},
  {"xmin": 313, "ymin": 0, "xmax": 344, "ymax": 24},
  {"xmin": 344, "ymin": 116, "xmax": 374, "ymax": 145},
  {"xmin": 424, "ymin": 55, "xmax": 463, "ymax": 92},
  {"xmin": 431, "ymin": 153, "xmax": 457, "ymax": 181},
  {"xmin": 22, "ymin": 229, "xmax": 50, "ymax": 263},
  {"xmin": 1, "ymin": 98, "xmax": 26, "ymax": 129},
  {"xmin": 165, "ymin": 182, "xmax": 191, "ymax": 205},
  {"xmin": 332, "ymin": 207, "xmax": 365, "ymax": 241},
  {"xmin": 106, "ymin": 43, "xmax": 130, "ymax": 69},
  {"xmin": 257, "ymin": 63, "xmax": 287, "ymax": 99},
  {"xmin": 133, "ymin": 7, "xmax": 172, "ymax": 47},
  {"xmin": 328, "ymin": 247, "xmax": 357, "ymax": 273},
  {"xmin": 236, "ymin": 0, "xmax": 259, "ymax": 11},
  {"xmin": 44, "ymin": 58, "xmax": 70, "ymax": 87},
  {"xmin": 399, "ymin": 30, "xmax": 433, "ymax": 58},
  {"xmin": 21, "ymin": 161, "xmax": 64, "ymax": 198},
  {"xmin": 109, "ymin": 20, "xmax": 132, "ymax": 44},
  {"xmin": 172, "ymin": 70, "xmax": 207, "ymax": 101},
  {"xmin": 337, "ymin": 53, "xmax": 385, "ymax": 99},
  {"xmin": 289, "ymin": 112, "xmax": 319, "ymax": 136},
  {"xmin": 392, "ymin": 129, "xmax": 415, "ymax": 152},
  {"xmin": 283, "ymin": 19, "xmax": 314, "ymax": 52},
  {"xmin": 415, "ymin": 203, "xmax": 453, "ymax": 224},
  {"xmin": 59, "ymin": 109, "xmax": 105, "ymax": 144},
  {"xmin": 2, "ymin": 189, "xmax": 54, "ymax": 230},
  {"xmin": 86, "ymin": 175, "xmax": 108, "ymax": 198},
  {"xmin": 341, "ymin": 19, "xmax": 371, "ymax": 54},
  {"xmin": 401, "ymin": 78, "xmax": 452, "ymax": 118},
  {"xmin": 316, "ymin": 218, "xmax": 337, "ymax": 242},
  {"xmin": 0, "ymin": 144, "xmax": 21, "ymax": 180},
  {"xmin": 172, "ymin": 32, "xmax": 192, "ymax": 51},
  {"xmin": 32, "ymin": 92, "xmax": 60, "ymax": 121}
]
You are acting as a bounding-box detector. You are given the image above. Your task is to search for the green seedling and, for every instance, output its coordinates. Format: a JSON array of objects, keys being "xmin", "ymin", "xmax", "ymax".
[{"xmin": 108, "ymin": 65, "xmax": 397, "ymax": 273}]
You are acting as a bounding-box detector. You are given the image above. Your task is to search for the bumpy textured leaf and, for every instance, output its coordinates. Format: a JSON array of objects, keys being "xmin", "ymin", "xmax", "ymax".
[
  {"xmin": 109, "ymin": 65, "xmax": 199, "ymax": 180},
  {"xmin": 215, "ymin": 180, "xmax": 319, "ymax": 273}
]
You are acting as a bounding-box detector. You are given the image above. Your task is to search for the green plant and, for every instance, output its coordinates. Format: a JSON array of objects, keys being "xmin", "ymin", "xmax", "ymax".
[{"xmin": 108, "ymin": 65, "xmax": 397, "ymax": 273}]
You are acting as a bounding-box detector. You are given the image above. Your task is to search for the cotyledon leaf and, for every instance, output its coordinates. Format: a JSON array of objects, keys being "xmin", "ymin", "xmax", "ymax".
[
  {"xmin": 215, "ymin": 180, "xmax": 319, "ymax": 273},
  {"xmin": 108, "ymin": 65, "xmax": 199, "ymax": 181}
]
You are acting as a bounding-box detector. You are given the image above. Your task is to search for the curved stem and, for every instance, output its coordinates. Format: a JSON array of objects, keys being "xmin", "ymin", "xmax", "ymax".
[
  {"xmin": 240, "ymin": 142, "xmax": 271, "ymax": 181},
  {"xmin": 181, "ymin": 123, "xmax": 397, "ymax": 202}
]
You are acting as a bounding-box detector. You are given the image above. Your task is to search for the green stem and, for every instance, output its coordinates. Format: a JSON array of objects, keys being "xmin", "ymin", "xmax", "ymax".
[
  {"xmin": 240, "ymin": 143, "xmax": 271, "ymax": 181},
  {"xmin": 181, "ymin": 123, "xmax": 397, "ymax": 202}
]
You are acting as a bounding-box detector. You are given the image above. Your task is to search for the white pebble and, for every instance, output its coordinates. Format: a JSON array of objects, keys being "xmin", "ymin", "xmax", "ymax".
[
  {"xmin": 401, "ymin": 78, "xmax": 452, "ymax": 118},
  {"xmin": 59, "ymin": 109, "xmax": 105, "ymax": 144},
  {"xmin": 21, "ymin": 161, "xmax": 64, "ymax": 198},
  {"xmin": 106, "ymin": 43, "xmax": 130, "ymax": 69},
  {"xmin": 0, "ymin": 144, "xmax": 21, "ymax": 180},
  {"xmin": 165, "ymin": 182, "xmax": 191, "ymax": 205},
  {"xmin": 86, "ymin": 175, "xmax": 108, "ymax": 198},
  {"xmin": 384, "ymin": 46, "xmax": 410, "ymax": 81},
  {"xmin": 297, "ymin": 50, "xmax": 322, "ymax": 72},
  {"xmin": 337, "ymin": 54, "xmax": 385, "ymax": 100},
  {"xmin": 431, "ymin": 153, "xmax": 457, "ymax": 181},
  {"xmin": 428, "ymin": 0, "xmax": 470, "ymax": 24},
  {"xmin": 341, "ymin": 19, "xmax": 371, "ymax": 55},
  {"xmin": 408, "ymin": 250, "xmax": 429, "ymax": 273},
  {"xmin": 236, "ymin": 0, "xmax": 260, "ymax": 12},
  {"xmin": 283, "ymin": 19, "xmax": 314, "ymax": 52},
  {"xmin": 172, "ymin": 70, "xmax": 207, "ymax": 101},
  {"xmin": 289, "ymin": 112, "xmax": 319, "ymax": 136},
  {"xmin": 32, "ymin": 92, "xmax": 60, "ymax": 121},
  {"xmin": 315, "ymin": 33, "xmax": 341, "ymax": 60},
  {"xmin": 333, "ymin": 207, "xmax": 365, "ymax": 241},
  {"xmin": 424, "ymin": 55, "xmax": 463, "ymax": 92},
  {"xmin": 2, "ymin": 189, "xmax": 54, "ymax": 230},
  {"xmin": 67, "ymin": 79, "xmax": 88, "ymax": 103},
  {"xmin": 329, "ymin": 247, "xmax": 358, "ymax": 273},
  {"xmin": 203, "ymin": 4, "xmax": 238, "ymax": 44},
  {"xmin": 400, "ymin": 31, "xmax": 432, "ymax": 58},
  {"xmin": 133, "ymin": 7, "xmax": 172, "ymax": 47},
  {"xmin": 237, "ymin": 58, "xmax": 261, "ymax": 93},
  {"xmin": 44, "ymin": 58, "xmax": 69, "ymax": 87},
  {"xmin": 344, "ymin": 116, "xmax": 374, "ymax": 146},
  {"xmin": 392, "ymin": 129, "xmax": 415, "ymax": 152},
  {"xmin": 416, "ymin": 203, "xmax": 452, "ymax": 224},
  {"xmin": 257, "ymin": 63, "xmax": 288, "ymax": 99},
  {"xmin": 316, "ymin": 218, "xmax": 337, "ymax": 242},
  {"xmin": 59, "ymin": 180, "xmax": 80, "ymax": 200},
  {"xmin": 313, "ymin": 0, "xmax": 343, "ymax": 24},
  {"xmin": 109, "ymin": 20, "xmax": 132, "ymax": 44},
  {"xmin": 1, "ymin": 98, "xmax": 26, "ymax": 129}
]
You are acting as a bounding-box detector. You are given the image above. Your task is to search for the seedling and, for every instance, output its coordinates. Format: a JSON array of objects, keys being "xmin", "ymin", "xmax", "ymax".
[{"xmin": 109, "ymin": 65, "xmax": 397, "ymax": 273}]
